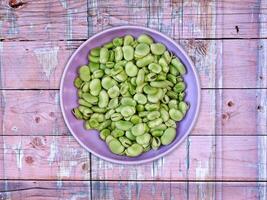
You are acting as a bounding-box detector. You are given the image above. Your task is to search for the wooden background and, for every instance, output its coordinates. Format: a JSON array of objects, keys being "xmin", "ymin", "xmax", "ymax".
[{"xmin": 0, "ymin": 0, "xmax": 267, "ymax": 199}]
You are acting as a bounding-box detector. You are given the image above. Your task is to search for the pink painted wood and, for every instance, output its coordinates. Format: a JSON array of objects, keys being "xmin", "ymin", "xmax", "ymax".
[{"xmin": 0, "ymin": 0, "xmax": 267, "ymax": 199}]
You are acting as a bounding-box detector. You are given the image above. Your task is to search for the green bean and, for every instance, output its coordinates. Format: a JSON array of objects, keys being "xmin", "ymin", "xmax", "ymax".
[
  {"xmin": 113, "ymin": 37, "xmax": 123, "ymax": 47},
  {"xmin": 101, "ymin": 76, "xmax": 116, "ymax": 90},
  {"xmin": 151, "ymin": 130, "xmax": 164, "ymax": 137},
  {"xmin": 147, "ymin": 111, "xmax": 160, "ymax": 121},
  {"xmin": 122, "ymin": 45, "xmax": 134, "ymax": 61},
  {"xmin": 145, "ymin": 103, "xmax": 160, "ymax": 111},
  {"xmin": 179, "ymin": 101, "xmax": 189, "ymax": 115},
  {"xmin": 98, "ymin": 120, "xmax": 111, "ymax": 130},
  {"xmin": 150, "ymin": 80, "xmax": 173, "ymax": 88},
  {"xmin": 88, "ymin": 118, "xmax": 99, "ymax": 128},
  {"xmin": 136, "ymin": 54, "xmax": 154, "ymax": 68},
  {"xmin": 105, "ymin": 109, "xmax": 115, "ymax": 119},
  {"xmin": 163, "ymin": 51, "xmax": 172, "ymax": 64},
  {"xmin": 130, "ymin": 115, "xmax": 142, "ymax": 124},
  {"xmin": 111, "ymin": 113, "xmax": 123, "ymax": 121},
  {"xmin": 88, "ymin": 55, "xmax": 100, "ymax": 63},
  {"xmin": 121, "ymin": 97, "xmax": 137, "ymax": 107},
  {"xmin": 136, "ymin": 69, "xmax": 145, "ymax": 85},
  {"xmin": 159, "ymin": 57, "xmax": 169, "ymax": 73},
  {"xmin": 125, "ymin": 143, "xmax": 143, "ymax": 157},
  {"xmin": 91, "ymin": 106, "xmax": 106, "ymax": 113},
  {"xmin": 108, "ymin": 139, "xmax": 125, "ymax": 154},
  {"xmin": 125, "ymin": 131, "xmax": 136, "ymax": 141},
  {"xmin": 137, "ymin": 34, "xmax": 153, "ymax": 44},
  {"xmin": 81, "ymin": 82, "xmax": 90, "ymax": 92},
  {"xmin": 114, "ymin": 46, "xmax": 123, "ymax": 62},
  {"xmin": 74, "ymin": 77, "xmax": 83, "ymax": 88},
  {"xmin": 92, "ymin": 69, "xmax": 104, "ymax": 79},
  {"xmin": 104, "ymin": 42, "xmax": 113, "ymax": 49},
  {"xmin": 108, "ymin": 98, "xmax": 119, "ymax": 109},
  {"xmin": 115, "ymin": 120, "xmax": 133, "ymax": 131},
  {"xmin": 148, "ymin": 118, "xmax": 163, "ymax": 129},
  {"xmin": 120, "ymin": 106, "xmax": 136, "ymax": 117},
  {"xmin": 109, "ymin": 51, "xmax": 115, "ymax": 62},
  {"xmin": 161, "ymin": 127, "xmax": 176, "ymax": 145},
  {"xmin": 119, "ymin": 136, "xmax": 132, "ymax": 148},
  {"xmin": 135, "ymin": 43, "xmax": 150, "ymax": 58},
  {"xmin": 98, "ymin": 90, "xmax": 109, "ymax": 108},
  {"xmin": 125, "ymin": 61, "xmax": 138, "ymax": 77},
  {"xmin": 136, "ymin": 104, "xmax": 145, "ymax": 112},
  {"xmin": 148, "ymin": 63, "xmax": 162, "ymax": 74},
  {"xmin": 89, "ymin": 62, "xmax": 100, "ymax": 72},
  {"xmin": 131, "ymin": 123, "xmax": 145, "ymax": 136},
  {"xmin": 146, "ymin": 73, "xmax": 157, "ymax": 82},
  {"xmin": 171, "ymin": 58, "xmax": 186, "ymax": 75},
  {"xmin": 111, "ymin": 129, "xmax": 125, "ymax": 138},
  {"xmin": 82, "ymin": 93, "xmax": 98, "ymax": 105},
  {"xmin": 169, "ymin": 109, "xmax": 184, "ymax": 121},
  {"xmin": 173, "ymin": 82, "xmax": 186, "ymax": 93},
  {"xmin": 150, "ymin": 43, "xmax": 166, "ymax": 55},
  {"xmin": 99, "ymin": 47, "xmax": 109, "ymax": 64},
  {"xmin": 90, "ymin": 79, "xmax": 102, "ymax": 96},
  {"xmin": 152, "ymin": 137, "xmax": 161, "ymax": 150},
  {"xmin": 90, "ymin": 47, "xmax": 101, "ymax": 57},
  {"xmin": 169, "ymin": 64, "xmax": 179, "ymax": 76},
  {"xmin": 72, "ymin": 108, "xmax": 83, "ymax": 120},
  {"xmin": 108, "ymin": 85, "xmax": 120, "ymax": 98},
  {"xmin": 79, "ymin": 66, "xmax": 91, "ymax": 81},
  {"xmin": 165, "ymin": 119, "xmax": 176, "ymax": 128},
  {"xmin": 106, "ymin": 135, "xmax": 115, "ymax": 144},
  {"xmin": 124, "ymin": 35, "xmax": 134, "ymax": 46},
  {"xmin": 136, "ymin": 133, "xmax": 151, "ymax": 145},
  {"xmin": 100, "ymin": 129, "xmax": 110, "ymax": 140},
  {"xmin": 134, "ymin": 93, "xmax": 147, "ymax": 105},
  {"xmin": 78, "ymin": 99, "xmax": 92, "ymax": 108},
  {"xmin": 160, "ymin": 108, "xmax": 169, "ymax": 122},
  {"xmin": 114, "ymin": 71, "xmax": 128, "ymax": 82}
]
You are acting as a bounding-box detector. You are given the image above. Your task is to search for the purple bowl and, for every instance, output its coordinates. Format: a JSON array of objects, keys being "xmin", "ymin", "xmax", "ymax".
[{"xmin": 60, "ymin": 26, "xmax": 201, "ymax": 164}]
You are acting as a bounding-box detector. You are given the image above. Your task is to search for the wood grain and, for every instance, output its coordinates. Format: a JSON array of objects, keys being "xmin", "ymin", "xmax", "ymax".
[
  {"xmin": 1, "ymin": 135, "xmax": 90, "ymax": 180},
  {"xmin": 1, "ymin": 89, "xmax": 265, "ymax": 136},
  {"xmin": 0, "ymin": 0, "xmax": 88, "ymax": 41},
  {"xmin": 0, "ymin": 180, "xmax": 91, "ymax": 200},
  {"xmin": 0, "ymin": 181, "xmax": 265, "ymax": 200},
  {"xmin": 0, "ymin": 134, "xmax": 264, "ymax": 181}
]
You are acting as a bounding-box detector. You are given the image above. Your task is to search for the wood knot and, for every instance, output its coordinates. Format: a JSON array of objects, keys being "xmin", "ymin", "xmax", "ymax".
[
  {"xmin": 82, "ymin": 163, "xmax": 89, "ymax": 171},
  {"xmin": 227, "ymin": 101, "xmax": 234, "ymax": 107},
  {"xmin": 49, "ymin": 112, "xmax": 55, "ymax": 117},
  {"xmin": 25, "ymin": 156, "xmax": 34, "ymax": 164},
  {"xmin": 235, "ymin": 25, "xmax": 239, "ymax": 33},
  {"xmin": 222, "ymin": 113, "xmax": 230, "ymax": 120},
  {"xmin": 35, "ymin": 116, "xmax": 40, "ymax": 123},
  {"xmin": 257, "ymin": 105, "xmax": 262, "ymax": 111},
  {"xmin": 31, "ymin": 137, "xmax": 44, "ymax": 148},
  {"xmin": 9, "ymin": 0, "xmax": 27, "ymax": 9}
]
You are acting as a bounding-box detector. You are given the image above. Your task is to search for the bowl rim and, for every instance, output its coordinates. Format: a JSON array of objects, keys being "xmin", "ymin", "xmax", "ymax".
[{"xmin": 60, "ymin": 25, "xmax": 201, "ymax": 165}]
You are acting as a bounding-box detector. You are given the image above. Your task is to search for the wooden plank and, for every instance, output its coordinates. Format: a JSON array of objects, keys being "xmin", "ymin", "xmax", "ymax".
[
  {"xmin": 2, "ymin": 89, "xmax": 264, "ymax": 136},
  {"xmin": 0, "ymin": 181, "xmax": 91, "ymax": 200},
  {"xmin": 257, "ymin": 2, "xmax": 267, "ymax": 199},
  {"xmin": 0, "ymin": 135, "xmax": 265, "ymax": 181},
  {"xmin": 87, "ymin": 0, "xmax": 266, "ymax": 39},
  {"xmin": 1, "ymin": 135, "xmax": 90, "ymax": 180},
  {"xmin": 0, "ymin": 0, "xmax": 88, "ymax": 41},
  {"xmin": 0, "ymin": 181, "xmax": 265, "ymax": 200}
]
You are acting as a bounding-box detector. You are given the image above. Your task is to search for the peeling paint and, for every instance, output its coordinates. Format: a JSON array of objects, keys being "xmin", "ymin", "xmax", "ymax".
[
  {"xmin": 13, "ymin": 139, "xmax": 24, "ymax": 169},
  {"xmin": 11, "ymin": 126, "xmax": 18, "ymax": 132},
  {"xmin": 196, "ymin": 161, "xmax": 209, "ymax": 180},
  {"xmin": 70, "ymin": 192, "xmax": 87, "ymax": 200},
  {"xmin": 34, "ymin": 47, "xmax": 59, "ymax": 79},
  {"xmin": 48, "ymin": 136, "xmax": 58, "ymax": 165},
  {"xmin": 59, "ymin": 0, "xmax": 67, "ymax": 9},
  {"xmin": 151, "ymin": 157, "xmax": 165, "ymax": 177}
]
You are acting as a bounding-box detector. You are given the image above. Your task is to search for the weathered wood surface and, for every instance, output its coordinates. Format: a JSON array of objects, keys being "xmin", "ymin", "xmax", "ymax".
[
  {"xmin": 0, "ymin": 135, "xmax": 266, "ymax": 181},
  {"xmin": 0, "ymin": 0, "xmax": 265, "ymax": 41},
  {"xmin": 0, "ymin": 181, "xmax": 265, "ymax": 200},
  {"xmin": 1, "ymin": 0, "xmax": 267, "ymax": 199}
]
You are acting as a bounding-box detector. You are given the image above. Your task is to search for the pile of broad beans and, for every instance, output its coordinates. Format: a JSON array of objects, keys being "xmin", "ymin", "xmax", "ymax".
[{"xmin": 72, "ymin": 34, "xmax": 189, "ymax": 157}]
